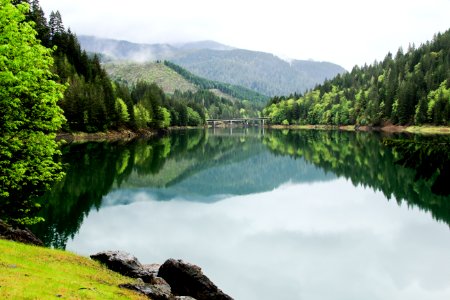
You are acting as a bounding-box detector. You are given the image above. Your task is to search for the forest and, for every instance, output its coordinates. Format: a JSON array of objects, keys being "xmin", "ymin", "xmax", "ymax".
[
  {"xmin": 18, "ymin": 0, "xmax": 261, "ymax": 133},
  {"xmin": 263, "ymin": 29, "xmax": 450, "ymax": 126}
]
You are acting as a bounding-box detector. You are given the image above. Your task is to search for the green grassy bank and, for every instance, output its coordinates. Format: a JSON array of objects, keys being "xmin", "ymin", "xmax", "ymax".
[{"xmin": 0, "ymin": 239, "xmax": 146, "ymax": 299}]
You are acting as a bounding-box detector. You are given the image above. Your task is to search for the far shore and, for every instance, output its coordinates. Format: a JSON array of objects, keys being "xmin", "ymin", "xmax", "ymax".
[
  {"xmin": 55, "ymin": 126, "xmax": 204, "ymax": 143},
  {"xmin": 56, "ymin": 129, "xmax": 157, "ymax": 143},
  {"xmin": 56, "ymin": 124, "xmax": 450, "ymax": 143},
  {"xmin": 268, "ymin": 124, "xmax": 450, "ymax": 135}
]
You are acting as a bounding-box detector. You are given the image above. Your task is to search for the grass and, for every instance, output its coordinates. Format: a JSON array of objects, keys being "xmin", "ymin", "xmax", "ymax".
[{"xmin": 0, "ymin": 239, "xmax": 147, "ymax": 300}]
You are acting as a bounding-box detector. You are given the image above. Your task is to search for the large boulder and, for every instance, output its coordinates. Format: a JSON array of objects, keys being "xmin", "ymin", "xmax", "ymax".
[
  {"xmin": 90, "ymin": 251, "xmax": 154, "ymax": 282},
  {"xmin": 158, "ymin": 259, "xmax": 233, "ymax": 300},
  {"xmin": 0, "ymin": 219, "xmax": 43, "ymax": 246}
]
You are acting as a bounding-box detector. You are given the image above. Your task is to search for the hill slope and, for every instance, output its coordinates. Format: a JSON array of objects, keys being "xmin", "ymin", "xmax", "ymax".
[
  {"xmin": 78, "ymin": 35, "xmax": 346, "ymax": 96},
  {"xmin": 0, "ymin": 239, "xmax": 145, "ymax": 299},
  {"xmin": 263, "ymin": 29, "xmax": 450, "ymax": 126},
  {"xmin": 105, "ymin": 61, "xmax": 198, "ymax": 94},
  {"xmin": 170, "ymin": 48, "xmax": 345, "ymax": 96},
  {"xmin": 105, "ymin": 61, "xmax": 268, "ymax": 104}
]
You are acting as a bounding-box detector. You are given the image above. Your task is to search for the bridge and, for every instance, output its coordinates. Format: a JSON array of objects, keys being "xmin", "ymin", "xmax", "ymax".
[{"xmin": 206, "ymin": 117, "xmax": 269, "ymax": 128}]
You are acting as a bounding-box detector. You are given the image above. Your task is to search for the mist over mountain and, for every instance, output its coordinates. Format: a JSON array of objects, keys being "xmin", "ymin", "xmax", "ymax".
[{"xmin": 79, "ymin": 35, "xmax": 345, "ymax": 96}]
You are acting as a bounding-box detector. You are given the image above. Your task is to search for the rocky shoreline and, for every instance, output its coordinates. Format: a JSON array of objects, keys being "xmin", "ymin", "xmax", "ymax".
[
  {"xmin": 56, "ymin": 129, "xmax": 158, "ymax": 143},
  {"xmin": 91, "ymin": 251, "xmax": 233, "ymax": 300},
  {"xmin": 1, "ymin": 220, "xmax": 233, "ymax": 299}
]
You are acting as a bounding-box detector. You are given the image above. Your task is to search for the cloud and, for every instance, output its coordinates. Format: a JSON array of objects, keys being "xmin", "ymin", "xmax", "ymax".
[
  {"xmin": 67, "ymin": 179, "xmax": 450, "ymax": 300},
  {"xmin": 39, "ymin": 0, "xmax": 450, "ymax": 74}
]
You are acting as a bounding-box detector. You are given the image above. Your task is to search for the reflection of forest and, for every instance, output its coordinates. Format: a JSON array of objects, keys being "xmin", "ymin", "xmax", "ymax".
[
  {"xmin": 32, "ymin": 129, "xmax": 270, "ymax": 247},
  {"xmin": 31, "ymin": 129, "xmax": 450, "ymax": 248},
  {"xmin": 264, "ymin": 130, "xmax": 450, "ymax": 227}
]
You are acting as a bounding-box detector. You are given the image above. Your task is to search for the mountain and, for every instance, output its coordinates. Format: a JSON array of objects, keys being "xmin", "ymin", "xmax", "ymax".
[
  {"xmin": 174, "ymin": 40, "xmax": 235, "ymax": 51},
  {"xmin": 78, "ymin": 35, "xmax": 233, "ymax": 62},
  {"xmin": 170, "ymin": 48, "xmax": 346, "ymax": 96},
  {"xmin": 78, "ymin": 35, "xmax": 346, "ymax": 96}
]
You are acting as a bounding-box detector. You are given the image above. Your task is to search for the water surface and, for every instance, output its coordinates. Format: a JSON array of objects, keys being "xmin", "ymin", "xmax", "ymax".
[{"xmin": 33, "ymin": 128, "xmax": 450, "ymax": 300}]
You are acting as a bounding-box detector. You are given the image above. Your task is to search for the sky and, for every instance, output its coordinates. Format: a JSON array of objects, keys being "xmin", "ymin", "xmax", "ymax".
[{"xmin": 39, "ymin": 0, "xmax": 450, "ymax": 70}]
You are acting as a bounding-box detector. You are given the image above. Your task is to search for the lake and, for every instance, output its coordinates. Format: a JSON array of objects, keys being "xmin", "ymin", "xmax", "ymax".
[{"xmin": 32, "ymin": 128, "xmax": 450, "ymax": 300}]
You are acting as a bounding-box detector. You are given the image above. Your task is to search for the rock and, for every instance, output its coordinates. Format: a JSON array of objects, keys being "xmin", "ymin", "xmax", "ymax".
[
  {"xmin": 158, "ymin": 259, "xmax": 233, "ymax": 300},
  {"xmin": 0, "ymin": 219, "xmax": 43, "ymax": 246},
  {"xmin": 90, "ymin": 251, "xmax": 153, "ymax": 282},
  {"xmin": 119, "ymin": 283, "xmax": 172, "ymax": 300},
  {"xmin": 143, "ymin": 263, "xmax": 161, "ymax": 277},
  {"xmin": 174, "ymin": 297, "xmax": 197, "ymax": 300},
  {"xmin": 151, "ymin": 276, "xmax": 169, "ymax": 286}
]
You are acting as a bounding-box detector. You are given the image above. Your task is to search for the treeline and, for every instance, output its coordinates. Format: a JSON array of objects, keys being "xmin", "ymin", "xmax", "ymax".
[
  {"xmin": 20, "ymin": 0, "xmax": 207, "ymax": 131},
  {"xmin": 171, "ymin": 89, "xmax": 259, "ymax": 119},
  {"xmin": 264, "ymin": 29, "xmax": 450, "ymax": 126},
  {"xmin": 164, "ymin": 60, "xmax": 269, "ymax": 104}
]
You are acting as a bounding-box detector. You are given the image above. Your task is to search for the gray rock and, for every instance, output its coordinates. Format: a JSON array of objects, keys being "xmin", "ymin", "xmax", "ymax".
[
  {"xmin": 90, "ymin": 251, "xmax": 154, "ymax": 282},
  {"xmin": 0, "ymin": 219, "xmax": 43, "ymax": 246},
  {"xmin": 143, "ymin": 263, "xmax": 161, "ymax": 277},
  {"xmin": 120, "ymin": 283, "xmax": 172, "ymax": 300},
  {"xmin": 158, "ymin": 259, "xmax": 233, "ymax": 300},
  {"xmin": 151, "ymin": 276, "xmax": 170, "ymax": 286}
]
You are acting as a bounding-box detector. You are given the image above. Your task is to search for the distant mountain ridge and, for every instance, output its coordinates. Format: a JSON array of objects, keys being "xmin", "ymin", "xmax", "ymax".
[
  {"xmin": 78, "ymin": 35, "xmax": 233, "ymax": 62},
  {"xmin": 78, "ymin": 35, "xmax": 346, "ymax": 96}
]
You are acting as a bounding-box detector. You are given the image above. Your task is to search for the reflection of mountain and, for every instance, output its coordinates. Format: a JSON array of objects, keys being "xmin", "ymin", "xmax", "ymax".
[
  {"xmin": 31, "ymin": 129, "xmax": 450, "ymax": 249},
  {"xmin": 102, "ymin": 149, "xmax": 334, "ymax": 206}
]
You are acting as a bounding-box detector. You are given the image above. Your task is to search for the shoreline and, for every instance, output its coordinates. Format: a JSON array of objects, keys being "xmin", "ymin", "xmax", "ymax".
[
  {"xmin": 56, "ymin": 124, "xmax": 450, "ymax": 143},
  {"xmin": 56, "ymin": 126, "xmax": 208, "ymax": 143},
  {"xmin": 56, "ymin": 129, "xmax": 158, "ymax": 143},
  {"xmin": 267, "ymin": 124, "xmax": 450, "ymax": 135}
]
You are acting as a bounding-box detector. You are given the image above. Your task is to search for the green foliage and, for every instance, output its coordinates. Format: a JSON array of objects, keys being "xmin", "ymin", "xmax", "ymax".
[
  {"xmin": 133, "ymin": 103, "xmax": 151, "ymax": 129},
  {"xmin": 187, "ymin": 107, "xmax": 202, "ymax": 126},
  {"xmin": 264, "ymin": 29, "xmax": 450, "ymax": 126},
  {"xmin": 158, "ymin": 107, "xmax": 171, "ymax": 128},
  {"xmin": 0, "ymin": 0, "xmax": 65, "ymax": 225},
  {"xmin": 115, "ymin": 98, "xmax": 130, "ymax": 126}
]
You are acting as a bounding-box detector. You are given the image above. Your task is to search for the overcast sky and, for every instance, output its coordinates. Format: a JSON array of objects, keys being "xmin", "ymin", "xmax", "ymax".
[{"xmin": 39, "ymin": 0, "xmax": 450, "ymax": 70}]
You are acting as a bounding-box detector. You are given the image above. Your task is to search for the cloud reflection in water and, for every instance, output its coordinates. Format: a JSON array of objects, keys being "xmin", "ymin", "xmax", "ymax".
[{"xmin": 67, "ymin": 178, "xmax": 450, "ymax": 300}]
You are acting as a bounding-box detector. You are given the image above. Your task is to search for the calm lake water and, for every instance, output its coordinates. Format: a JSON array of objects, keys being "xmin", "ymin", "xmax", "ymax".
[{"xmin": 32, "ymin": 128, "xmax": 450, "ymax": 300}]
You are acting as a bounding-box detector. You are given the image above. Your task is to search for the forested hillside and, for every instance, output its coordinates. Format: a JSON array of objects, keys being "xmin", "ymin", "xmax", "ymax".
[
  {"xmin": 104, "ymin": 61, "xmax": 264, "ymax": 119},
  {"xmin": 171, "ymin": 49, "xmax": 345, "ymax": 96},
  {"xmin": 163, "ymin": 61, "xmax": 268, "ymax": 104},
  {"xmin": 79, "ymin": 35, "xmax": 346, "ymax": 96},
  {"xmin": 263, "ymin": 30, "xmax": 450, "ymax": 126}
]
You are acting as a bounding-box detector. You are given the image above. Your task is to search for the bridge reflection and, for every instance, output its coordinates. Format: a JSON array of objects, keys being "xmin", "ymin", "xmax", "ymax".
[
  {"xmin": 206, "ymin": 117, "xmax": 269, "ymax": 132},
  {"xmin": 209, "ymin": 126, "xmax": 266, "ymax": 136}
]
